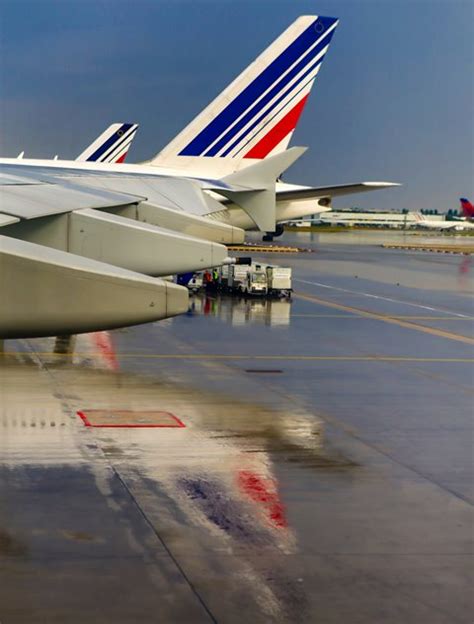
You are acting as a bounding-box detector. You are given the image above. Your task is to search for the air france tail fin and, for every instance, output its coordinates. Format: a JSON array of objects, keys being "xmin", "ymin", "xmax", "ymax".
[
  {"xmin": 460, "ymin": 198, "xmax": 474, "ymax": 219},
  {"xmin": 77, "ymin": 123, "xmax": 139, "ymax": 163},
  {"xmin": 149, "ymin": 15, "xmax": 338, "ymax": 176}
]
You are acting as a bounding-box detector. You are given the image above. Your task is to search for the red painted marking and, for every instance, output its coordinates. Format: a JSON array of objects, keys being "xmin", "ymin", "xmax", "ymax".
[
  {"xmin": 237, "ymin": 470, "xmax": 288, "ymax": 528},
  {"xmin": 115, "ymin": 152, "xmax": 127, "ymax": 164},
  {"xmin": 77, "ymin": 411, "xmax": 92, "ymax": 427},
  {"xmin": 243, "ymin": 95, "xmax": 309, "ymax": 159},
  {"xmin": 76, "ymin": 410, "xmax": 186, "ymax": 428}
]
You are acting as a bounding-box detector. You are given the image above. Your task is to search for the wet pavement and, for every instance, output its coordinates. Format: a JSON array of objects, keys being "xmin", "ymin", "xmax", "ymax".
[{"xmin": 1, "ymin": 232, "xmax": 473, "ymax": 623}]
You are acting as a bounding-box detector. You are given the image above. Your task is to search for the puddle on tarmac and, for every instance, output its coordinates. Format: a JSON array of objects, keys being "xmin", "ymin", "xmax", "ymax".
[{"xmin": 61, "ymin": 530, "xmax": 103, "ymax": 543}]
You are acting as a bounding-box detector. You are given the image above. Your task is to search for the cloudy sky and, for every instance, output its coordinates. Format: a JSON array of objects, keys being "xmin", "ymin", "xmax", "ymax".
[{"xmin": 0, "ymin": 0, "xmax": 472, "ymax": 211}]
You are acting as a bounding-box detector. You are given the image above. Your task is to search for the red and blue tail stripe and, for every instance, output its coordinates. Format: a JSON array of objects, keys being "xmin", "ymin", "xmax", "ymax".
[
  {"xmin": 77, "ymin": 123, "xmax": 139, "ymax": 163},
  {"xmin": 179, "ymin": 16, "xmax": 338, "ymax": 159}
]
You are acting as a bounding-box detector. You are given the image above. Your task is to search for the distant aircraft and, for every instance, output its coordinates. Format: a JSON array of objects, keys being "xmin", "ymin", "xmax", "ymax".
[
  {"xmin": 76, "ymin": 123, "xmax": 139, "ymax": 163},
  {"xmin": 460, "ymin": 198, "xmax": 474, "ymax": 220},
  {"xmin": 0, "ymin": 14, "xmax": 400, "ymax": 338},
  {"xmin": 15, "ymin": 123, "xmax": 139, "ymax": 163},
  {"xmin": 415, "ymin": 214, "xmax": 474, "ymax": 231}
]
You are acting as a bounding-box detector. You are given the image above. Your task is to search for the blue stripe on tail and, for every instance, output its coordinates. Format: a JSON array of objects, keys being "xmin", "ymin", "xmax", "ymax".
[
  {"xmin": 179, "ymin": 16, "xmax": 337, "ymax": 157},
  {"xmin": 86, "ymin": 123, "xmax": 134, "ymax": 162}
]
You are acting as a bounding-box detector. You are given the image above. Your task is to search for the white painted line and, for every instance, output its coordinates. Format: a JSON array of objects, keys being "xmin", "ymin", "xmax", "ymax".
[{"xmin": 294, "ymin": 279, "xmax": 471, "ymax": 318}]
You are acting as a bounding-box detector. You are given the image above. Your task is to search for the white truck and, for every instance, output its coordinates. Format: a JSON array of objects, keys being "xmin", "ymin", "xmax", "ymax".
[
  {"xmin": 265, "ymin": 265, "xmax": 292, "ymax": 297},
  {"xmin": 240, "ymin": 263, "xmax": 268, "ymax": 296},
  {"xmin": 227, "ymin": 264, "xmax": 250, "ymax": 292}
]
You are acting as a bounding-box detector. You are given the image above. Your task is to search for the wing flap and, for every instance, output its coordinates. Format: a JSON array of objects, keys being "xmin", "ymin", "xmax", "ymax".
[
  {"xmin": 0, "ymin": 214, "xmax": 20, "ymax": 227},
  {"xmin": 0, "ymin": 182, "xmax": 143, "ymax": 220}
]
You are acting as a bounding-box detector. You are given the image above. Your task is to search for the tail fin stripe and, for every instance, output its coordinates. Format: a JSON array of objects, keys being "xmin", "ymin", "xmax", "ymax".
[
  {"xmin": 203, "ymin": 34, "xmax": 333, "ymax": 158},
  {"xmin": 243, "ymin": 95, "xmax": 309, "ymax": 159},
  {"xmin": 109, "ymin": 142, "xmax": 132, "ymax": 164},
  {"xmin": 179, "ymin": 16, "xmax": 337, "ymax": 157},
  {"xmin": 230, "ymin": 73, "xmax": 316, "ymax": 159},
  {"xmin": 94, "ymin": 126, "xmax": 137, "ymax": 163},
  {"xmin": 86, "ymin": 123, "xmax": 134, "ymax": 162},
  {"xmin": 221, "ymin": 56, "xmax": 324, "ymax": 158},
  {"xmin": 102, "ymin": 140, "xmax": 132, "ymax": 164},
  {"xmin": 115, "ymin": 153, "xmax": 128, "ymax": 164},
  {"xmin": 100, "ymin": 133, "xmax": 135, "ymax": 163}
]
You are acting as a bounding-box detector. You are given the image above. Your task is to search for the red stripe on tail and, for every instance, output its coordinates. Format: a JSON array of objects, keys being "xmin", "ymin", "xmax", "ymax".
[{"xmin": 243, "ymin": 95, "xmax": 309, "ymax": 159}]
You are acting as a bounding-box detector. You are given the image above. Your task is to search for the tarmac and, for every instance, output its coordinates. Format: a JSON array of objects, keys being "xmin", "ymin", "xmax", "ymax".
[{"xmin": 0, "ymin": 231, "xmax": 473, "ymax": 623}]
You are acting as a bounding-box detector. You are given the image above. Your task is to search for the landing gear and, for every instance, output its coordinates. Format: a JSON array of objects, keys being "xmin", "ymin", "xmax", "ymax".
[{"xmin": 262, "ymin": 224, "xmax": 284, "ymax": 242}]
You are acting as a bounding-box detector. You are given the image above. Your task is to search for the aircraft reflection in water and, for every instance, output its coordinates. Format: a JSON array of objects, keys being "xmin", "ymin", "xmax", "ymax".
[
  {"xmin": 458, "ymin": 256, "xmax": 472, "ymax": 292},
  {"xmin": 52, "ymin": 331, "xmax": 119, "ymax": 371},
  {"xmin": 188, "ymin": 294, "xmax": 292, "ymax": 327},
  {"xmin": 0, "ymin": 338, "xmax": 328, "ymax": 621}
]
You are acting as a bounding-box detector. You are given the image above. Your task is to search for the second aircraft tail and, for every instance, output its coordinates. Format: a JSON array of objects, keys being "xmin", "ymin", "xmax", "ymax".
[{"xmin": 77, "ymin": 123, "xmax": 139, "ymax": 163}]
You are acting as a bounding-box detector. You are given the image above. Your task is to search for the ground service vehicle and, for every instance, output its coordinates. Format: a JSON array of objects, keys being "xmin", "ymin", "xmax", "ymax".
[
  {"xmin": 241, "ymin": 264, "xmax": 268, "ymax": 296},
  {"xmin": 227, "ymin": 265, "xmax": 249, "ymax": 291},
  {"xmin": 266, "ymin": 266, "xmax": 292, "ymax": 297}
]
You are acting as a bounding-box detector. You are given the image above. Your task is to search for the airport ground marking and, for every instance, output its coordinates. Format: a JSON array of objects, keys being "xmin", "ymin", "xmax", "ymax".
[
  {"xmin": 291, "ymin": 313, "xmax": 474, "ymax": 320},
  {"xmin": 294, "ymin": 292, "xmax": 474, "ymax": 345},
  {"xmin": 295, "ymin": 278, "xmax": 472, "ymax": 318},
  {"xmin": 2, "ymin": 352, "xmax": 473, "ymax": 363},
  {"xmin": 382, "ymin": 243, "xmax": 474, "ymax": 254},
  {"xmin": 77, "ymin": 409, "xmax": 186, "ymax": 428}
]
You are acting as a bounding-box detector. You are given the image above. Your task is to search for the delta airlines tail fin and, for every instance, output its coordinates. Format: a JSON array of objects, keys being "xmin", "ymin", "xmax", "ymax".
[
  {"xmin": 149, "ymin": 15, "xmax": 338, "ymax": 176},
  {"xmin": 460, "ymin": 198, "xmax": 474, "ymax": 220},
  {"xmin": 77, "ymin": 123, "xmax": 139, "ymax": 163}
]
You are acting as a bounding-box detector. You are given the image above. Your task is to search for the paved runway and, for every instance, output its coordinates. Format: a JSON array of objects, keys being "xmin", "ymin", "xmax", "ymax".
[{"xmin": 1, "ymin": 232, "xmax": 473, "ymax": 623}]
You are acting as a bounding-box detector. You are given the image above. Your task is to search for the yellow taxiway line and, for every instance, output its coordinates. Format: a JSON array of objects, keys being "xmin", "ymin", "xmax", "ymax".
[
  {"xmin": 294, "ymin": 292, "xmax": 474, "ymax": 345},
  {"xmin": 290, "ymin": 314, "xmax": 474, "ymax": 320},
  {"xmin": 1, "ymin": 352, "xmax": 473, "ymax": 363},
  {"xmin": 382, "ymin": 243, "xmax": 474, "ymax": 254}
]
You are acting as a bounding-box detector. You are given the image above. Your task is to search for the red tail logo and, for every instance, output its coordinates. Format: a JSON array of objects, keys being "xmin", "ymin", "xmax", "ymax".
[{"xmin": 460, "ymin": 198, "xmax": 474, "ymax": 219}]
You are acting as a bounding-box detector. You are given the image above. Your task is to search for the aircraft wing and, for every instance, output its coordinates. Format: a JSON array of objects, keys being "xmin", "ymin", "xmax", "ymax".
[
  {"xmin": 0, "ymin": 166, "xmax": 244, "ymax": 339},
  {"xmin": 274, "ymin": 181, "xmax": 401, "ymax": 201},
  {"xmin": 0, "ymin": 171, "xmax": 145, "ymax": 220}
]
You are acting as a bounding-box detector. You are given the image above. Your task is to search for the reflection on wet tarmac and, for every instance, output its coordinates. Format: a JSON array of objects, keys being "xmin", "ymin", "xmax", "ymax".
[
  {"xmin": 0, "ymin": 528, "xmax": 28, "ymax": 557},
  {"xmin": 189, "ymin": 294, "xmax": 292, "ymax": 327},
  {"xmin": 0, "ymin": 342, "xmax": 334, "ymax": 622}
]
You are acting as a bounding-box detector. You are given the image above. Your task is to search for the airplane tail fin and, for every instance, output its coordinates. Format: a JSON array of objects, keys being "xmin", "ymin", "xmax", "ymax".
[
  {"xmin": 77, "ymin": 123, "xmax": 139, "ymax": 163},
  {"xmin": 148, "ymin": 15, "xmax": 338, "ymax": 176},
  {"xmin": 460, "ymin": 198, "xmax": 474, "ymax": 219}
]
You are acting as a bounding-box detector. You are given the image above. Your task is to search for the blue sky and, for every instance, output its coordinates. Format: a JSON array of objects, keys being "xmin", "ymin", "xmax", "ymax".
[{"xmin": 0, "ymin": 0, "xmax": 472, "ymax": 211}]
